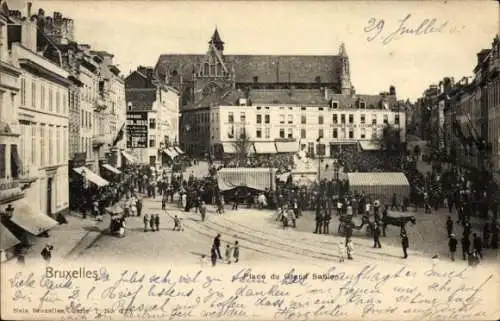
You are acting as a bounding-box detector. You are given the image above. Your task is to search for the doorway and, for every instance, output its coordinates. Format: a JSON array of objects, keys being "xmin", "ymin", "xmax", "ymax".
[{"xmin": 46, "ymin": 177, "xmax": 53, "ymax": 216}]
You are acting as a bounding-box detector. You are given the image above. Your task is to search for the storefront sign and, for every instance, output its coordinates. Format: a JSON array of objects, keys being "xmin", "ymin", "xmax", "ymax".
[{"xmin": 127, "ymin": 112, "xmax": 148, "ymax": 148}]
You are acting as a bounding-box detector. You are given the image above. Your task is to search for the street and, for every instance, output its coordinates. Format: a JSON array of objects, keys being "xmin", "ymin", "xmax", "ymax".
[{"xmin": 74, "ymin": 196, "xmax": 499, "ymax": 266}]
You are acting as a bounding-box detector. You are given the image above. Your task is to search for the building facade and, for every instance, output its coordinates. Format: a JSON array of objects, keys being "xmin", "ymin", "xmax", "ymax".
[
  {"xmin": 154, "ymin": 29, "xmax": 357, "ymax": 155},
  {"xmin": 209, "ymin": 87, "xmax": 406, "ymax": 158},
  {"xmin": 125, "ymin": 66, "xmax": 180, "ymax": 166}
]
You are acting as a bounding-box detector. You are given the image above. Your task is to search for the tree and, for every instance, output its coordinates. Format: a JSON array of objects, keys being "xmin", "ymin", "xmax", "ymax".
[
  {"xmin": 373, "ymin": 124, "xmax": 404, "ymax": 155},
  {"xmin": 233, "ymin": 128, "xmax": 252, "ymax": 167}
]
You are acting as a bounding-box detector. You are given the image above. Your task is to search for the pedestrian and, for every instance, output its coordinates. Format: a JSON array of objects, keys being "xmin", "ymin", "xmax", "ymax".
[
  {"xmin": 448, "ymin": 234, "xmax": 458, "ymax": 261},
  {"xmin": 40, "ymin": 244, "xmax": 53, "ymax": 263},
  {"xmin": 232, "ymin": 191, "xmax": 239, "ymax": 210},
  {"xmin": 473, "ymin": 233, "xmax": 483, "ymax": 259},
  {"xmin": 143, "ymin": 214, "xmax": 149, "ymax": 232},
  {"xmin": 322, "ymin": 213, "xmax": 330, "ymax": 234},
  {"xmin": 282, "ymin": 207, "xmax": 289, "ymax": 229},
  {"xmin": 391, "ymin": 193, "xmax": 398, "ymax": 211},
  {"xmin": 461, "ymin": 233, "xmax": 470, "ymax": 260},
  {"xmin": 446, "ymin": 215, "xmax": 453, "ymax": 237},
  {"xmin": 173, "ymin": 215, "xmax": 182, "ymax": 231},
  {"xmin": 162, "ymin": 194, "xmax": 167, "ymax": 210},
  {"xmin": 314, "ymin": 204, "xmax": 323, "ymax": 234},
  {"xmin": 275, "ymin": 207, "xmax": 283, "ymax": 222},
  {"xmin": 154, "ymin": 213, "xmax": 160, "ymax": 231},
  {"xmin": 136, "ymin": 198, "xmax": 143, "ymax": 216},
  {"xmin": 225, "ymin": 244, "xmax": 232, "ymax": 264},
  {"xmin": 401, "ymin": 230, "xmax": 409, "ymax": 259},
  {"xmin": 199, "ymin": 201, "xmax": 207, "ymax": 222},
  {"xmin": 338, "ymin": 240, "xmax": 346, "ymax": 262},
  {"xmin": 346, "ymin": 238, "xmax": 354, "ymax": 260},
  {"xmin": 287, "ymin": 205, "xmax": 296, "ymax": 228},
  {"xmin": 373, "ymin": 223, "xmax": 382, "ymax": 248},
  {"xmin": 213, "ymin": 234, "xmax": 222, "ymax": 259},
  {"xmin": 233, "ymin": 240, "xmax": 240, "ymax": 263},
  {"xmin": 210, "ymin": 245, "xmax": 217, "ymax": 267},
  {"xmin": 149, "ymin": 213, "xmax": 155, "ymax": 232}
]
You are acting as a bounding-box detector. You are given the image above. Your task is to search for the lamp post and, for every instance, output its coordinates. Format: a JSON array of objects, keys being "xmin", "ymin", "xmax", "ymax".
[{"xmin": 317, "ymin": 136, "xmax": 324, "ymax": 182}]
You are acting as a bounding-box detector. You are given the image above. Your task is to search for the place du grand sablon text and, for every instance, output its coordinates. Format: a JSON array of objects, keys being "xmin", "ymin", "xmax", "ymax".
[{"xmin": 3, "ymin": 263, "xmax": 497, "ymax": 320}]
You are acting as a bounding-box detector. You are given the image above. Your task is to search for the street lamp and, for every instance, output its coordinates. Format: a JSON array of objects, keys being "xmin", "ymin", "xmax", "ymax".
[{"xmin": 316, "ymin": 136, "xmax": 325, "ymax": 182}]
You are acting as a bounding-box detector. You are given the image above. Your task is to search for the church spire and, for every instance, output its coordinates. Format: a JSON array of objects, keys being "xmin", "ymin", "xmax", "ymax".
[
  {"xmin": 339, "ymin": 42, "xmax": 347, "ymax": 57},
  {"xmin": 209, "ymin": 27, "xmax": 225, "ymax": 52},
  {"xmin": 339, "ymin": 42, "xmax": 352, "ymax": 95}
]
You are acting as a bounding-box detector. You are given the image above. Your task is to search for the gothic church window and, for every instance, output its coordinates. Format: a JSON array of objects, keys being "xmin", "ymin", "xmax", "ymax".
[{"xmin": 204, "ymin": 63, "xmax": 209, "ymax": 76}]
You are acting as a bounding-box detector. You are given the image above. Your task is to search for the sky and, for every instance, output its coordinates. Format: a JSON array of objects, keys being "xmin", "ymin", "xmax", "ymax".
[{"xmin": 9, "ymin": 0, "xmax": 499, "ymax": 101}]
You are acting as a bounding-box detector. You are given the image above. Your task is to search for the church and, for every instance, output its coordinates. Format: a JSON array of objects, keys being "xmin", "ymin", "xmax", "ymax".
[{"xmin": 154, "ymin": 28, "xmax": 354, "ymax": 109}]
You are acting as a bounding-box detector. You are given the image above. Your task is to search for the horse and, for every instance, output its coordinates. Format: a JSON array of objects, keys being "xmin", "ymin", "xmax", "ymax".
[{"xmin": 381, "ymin": 215, "xmax": 416, "ymax": 236}]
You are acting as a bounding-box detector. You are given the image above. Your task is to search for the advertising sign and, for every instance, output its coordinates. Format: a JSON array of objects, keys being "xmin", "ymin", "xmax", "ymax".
[{"xmin": 126, "ymin": 112, "xmax": 148, "ymax": 148}]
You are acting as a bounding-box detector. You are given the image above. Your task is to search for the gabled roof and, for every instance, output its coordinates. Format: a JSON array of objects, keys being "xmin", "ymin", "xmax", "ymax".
[
  {"xmin": 155, "ymin": 54, "xmax": 341, "ymax": 85},
  {"xmin": 125, "ymin": 88, "xmax": 156, "ymax": 111}
]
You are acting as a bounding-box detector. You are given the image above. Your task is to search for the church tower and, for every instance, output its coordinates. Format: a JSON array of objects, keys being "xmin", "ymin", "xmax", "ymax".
[
  {"xmin": 209, "ymin": 28, "xmax": 225, "ymax": 53},
  {"xmin": 339, "ymin": 42, "xmax": 352, "ymax": 95}
]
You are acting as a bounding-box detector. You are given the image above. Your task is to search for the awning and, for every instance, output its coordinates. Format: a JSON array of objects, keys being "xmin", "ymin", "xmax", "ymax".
[
  {"xmin": 253, "ymin": 142, "xmax": 277, "ymax": 154},
  {"xmin": 73, "ymin": 166, "xmax": 109, "ymax": 187},
  {"xmin": 222, "ymin": 143, "xmax": 237, "ymax": 154},
  {"xmin": 121, "ymin": 151, "xmax": 137, "ymax": 163},
  {"xmin": 163, "ymin": 147, "xmax": 178, "ymax": 159},
  {"xmin": 9, "ymin": 199, "xmax": 58, "ymax": 235},
  {"xmin": 101, "ymin": 164, "xmax": 122, "ymax": 174},
  {"xmin": 174, "ymin": 146, "xmax": 184, "ymax": 154},
  {"xmin": 1, "ymin": 223, "xmax": 21, "ymax": 250},
  {"xmin": 359, "ymin": 140, "xmax": 381, "ymax": 151},
  {"xmin": 275, "ymin": 141, "xmax": 299, "ymax": 153}
]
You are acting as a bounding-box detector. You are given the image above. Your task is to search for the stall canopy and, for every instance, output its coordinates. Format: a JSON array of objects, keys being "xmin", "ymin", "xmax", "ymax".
[
  {"xmin": 101, "ymin": 164, "xmax": 121, "ymax": 174},
  {"xmin": 174, "ymin": 146, "xmax": 184, "ymax": 154},
  {"xmin": 73, "ymin": 166, "xmax": 109, "ymax": 187},
  {"xmin": 347, "ymin": 172, "xmax": 410, "ymax": 203},
  {"xmin": 222, "ymin": 143, "xmax": 236, "ymax": 154},
  {"xmin": 253, "ymin": 142, "xmax": 277, "ymax": 154},
  {"xmin": 9, "ymin": 199, "xmax": 58, "ymax": 235},
  {"xmin": 1, "ymin": 223, "xmax": 21, "ymax": 251},
  {"xmin": 217, "ymin": 168, "xmax": 276, "ymax": 191},
  {"xmin": 358, "ymin": 140, "xmax": 381, "ymax": 151},
  {"xmin": 121, "ymin": 151, "xmax": 137, "ymax": 163},
  {"xmin": 163, "ymin": 147, "xmax": 178, "ymax": 159},
  {"xmin": 275, "ymin": 141, "xmax": 300, "ymax": 153}
]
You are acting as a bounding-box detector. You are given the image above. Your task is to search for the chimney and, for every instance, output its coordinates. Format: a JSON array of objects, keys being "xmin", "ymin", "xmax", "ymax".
[{"xmin": 27, "ymin": 2, "xmax": 32, "ymax": 16}]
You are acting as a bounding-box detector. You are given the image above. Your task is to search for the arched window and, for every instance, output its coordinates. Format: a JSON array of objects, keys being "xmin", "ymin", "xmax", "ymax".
[
  {"xmin": 204, "ymin": 63, "xmax": 209, "ymax": 76},
  {"xmin": 216, "ymin": 63, "xmax": 221, "ymax": 76}
]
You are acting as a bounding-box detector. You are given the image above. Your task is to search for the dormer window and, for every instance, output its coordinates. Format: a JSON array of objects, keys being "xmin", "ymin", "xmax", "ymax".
[
  {"xmin": 331, "ymin": 101, "xmax": 339, "ymax": 108},
  {"xmin": 315, "ymin": 76, "xmax": 321, "ymax": 83},
  {"xmin": 253, "ymin": 76, "xmax": 259, "ymax": 83},
  {"xmin": 359, "ymin": 100, "xmax": 366, "ymax": 109}
]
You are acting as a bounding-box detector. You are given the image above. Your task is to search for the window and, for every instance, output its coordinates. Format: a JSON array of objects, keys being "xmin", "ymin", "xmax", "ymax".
[
  {"xmin": 39, "ymin": 125, "xmax": 44, "ymax": 166},
  {"xmin": 41, "ymin": 85, "xmax": 45, "ymax": 109},
  {"xmin": 383, "ymin": 114, "xmax": 389, "ymax": 124},
  {"xmin": 318, "ymin": 115, "xmax": 324, "ymax": 125},
  {"xmin": 348, "ymin": 114, "xmax": 354, "ymax": 124},
  {"xmin": 360, "ymin": 128, "xmax": 366, "ymax": 139},
  {"xmin": 372, "ymin": 114, "xmax": 377, "ymax": 125},
  {"xmin": 265, "ymin": 114, "xmax": 270, "ymax": 124},
  {"xmin": 371, "ymin": 128, "xmax": 377, "ymax": 139},
  {"xmin": 333, "ymin": 114, "xmax": 338, "ymax": 124},
  {"xmin": 348, "ymin": 130, "xmax": 354, "ymax": 139},
  {"xmin": 228, "ymin": 112, "xmax": 234, "ymax": 123},
  {"xmin": 279, "ymin": 114, "xmax": 285, "ymax": 124},
  {"xmin": 301, "ymin": 115, "xmax": 306, "ymax": 124},
  {"xmin": 49, "ymin": 87, "xmax": 53, "ymax": 112},
  {"xmin": 287, "ymin": 128, "xmax": 293, "ymax": 138},
  {"xmin": 301, "ymin": 128, "xmax": 306, "ymax": 139},
  {"xmin": 56, "ymin": 127, "xmax": 60, "ymax": 164},
  {"xmin": 0, "ymin": 144, "xmax": 5, "ymax": 178},
  {"xmin": 360, "ymin": 114, "xmax": 366, "ymax": 124},
  {"xmin": 318, "ymin": 129, "xmax": 324, "ymax": 138},
  {"xmin": 265, "ymin": 128, "xmax": 270, "ymax": 138},
  {"xmin": 341, "ymin": 114, "xmax": 346, "ymax": 124},
  {"xmin": 340, "ymin": 128, "xmax": 346, "ymax": 139},
  {"xmin": 333, "ymin": 128, "xmax": 338, "ymax": 138},
  {"xmin": 240, "ymin": 112, "xmax": 246, "ymax": 123},
  {"xmin": 256, "ymin": 128, "xmax": 262, "ymax": 138},
  {"xmin": 48, "ymin": 126, "xmax": 53, "ymax": 165},
  {"xmin": 31, "ymin": 81, "xmax": 36, "ymax": 108},
  {"xmin": 20, "ymin": 78, "xmax": 26, "ymax": 106},
  {"xmin": 81, "ymin": 110, "xmax": 84, "ymax": 127},
  {"xmin": 395, "ymin": 114, "xmax": 400, "ymax": 125},
  {"xmin": 149, "ymin": 118, "xmax": 156, "ymax": 129},
  {"xmin": 256, "ymin": 114, "xmax": 262, "ymax": 124},
  {"xmin": 359, "ymin": 101, "xmax": 366, "ymax": 109},
  {"xmin": 279, "ymin": 128, "xmax": 285, "ymax": 138},
  {"xmin": 149, "ymin": 136, "xmax": 156, "ymax": 148},
  {"xmin": 288, "ymin": 115, "xmax": 293, "ymax": 124},
  {"xmin": 240, "ymin": 127, "xmax": 246, "ymax": 138},
  {"xmin": 253, "ymin": 76, "xmax": 258, "ymax": 83},
  {"xmin": 56, "ymin": 91, "xmax": 61, "ymax": 113},
  {"xmin": 31, "ymin": 126, "xmax": 36, "ymax": 166},
  {"xmin": 331, "ymin": 101, "xmax": 339, "ymax": 108}
]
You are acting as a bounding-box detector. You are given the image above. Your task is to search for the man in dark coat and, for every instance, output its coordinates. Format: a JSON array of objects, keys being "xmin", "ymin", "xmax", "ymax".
[
  {"xmin": 373, "ymin": 223, "xmax": 382, "ymax": 248},
  {"xmin": 213, "ymin": 234, "xmax": 222, "ymax": 259},
  {"xmin": 314, "ymin": 203, "xmax": 323, "ymax": 234},
  {"xmin": 448, "ymin": 234, "xmax": 458, "ymax": 261},
  {"xmin": 136, "ymin": 198, "xmax": 143, "ymax": 217},
  {"xmin": 446, "ymin": 216, "xmax": 453, "ymax": 237},
  {"xmin": 473, "ymin": 233, "xmax": 483, "ymax": 259},
  {"xmin": 461, "ymin": 233, "xmax": 470, "ymax": 260},
  {"xmin": 401, "ymin": 230, "xmax": 409, "ymax": 259}
]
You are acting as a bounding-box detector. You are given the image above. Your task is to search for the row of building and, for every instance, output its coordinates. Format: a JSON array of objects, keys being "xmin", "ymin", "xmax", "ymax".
[
  {"xmin": 414, "ymin": 34, "xmax": 500, "ymax": 177},
  {"xmin": 1, "ymin": 0, "xmax": 177, "ymax": 259},
  {"xmin": 137, "ymin": 29, "xmax": 408, "ymax": 159}
]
